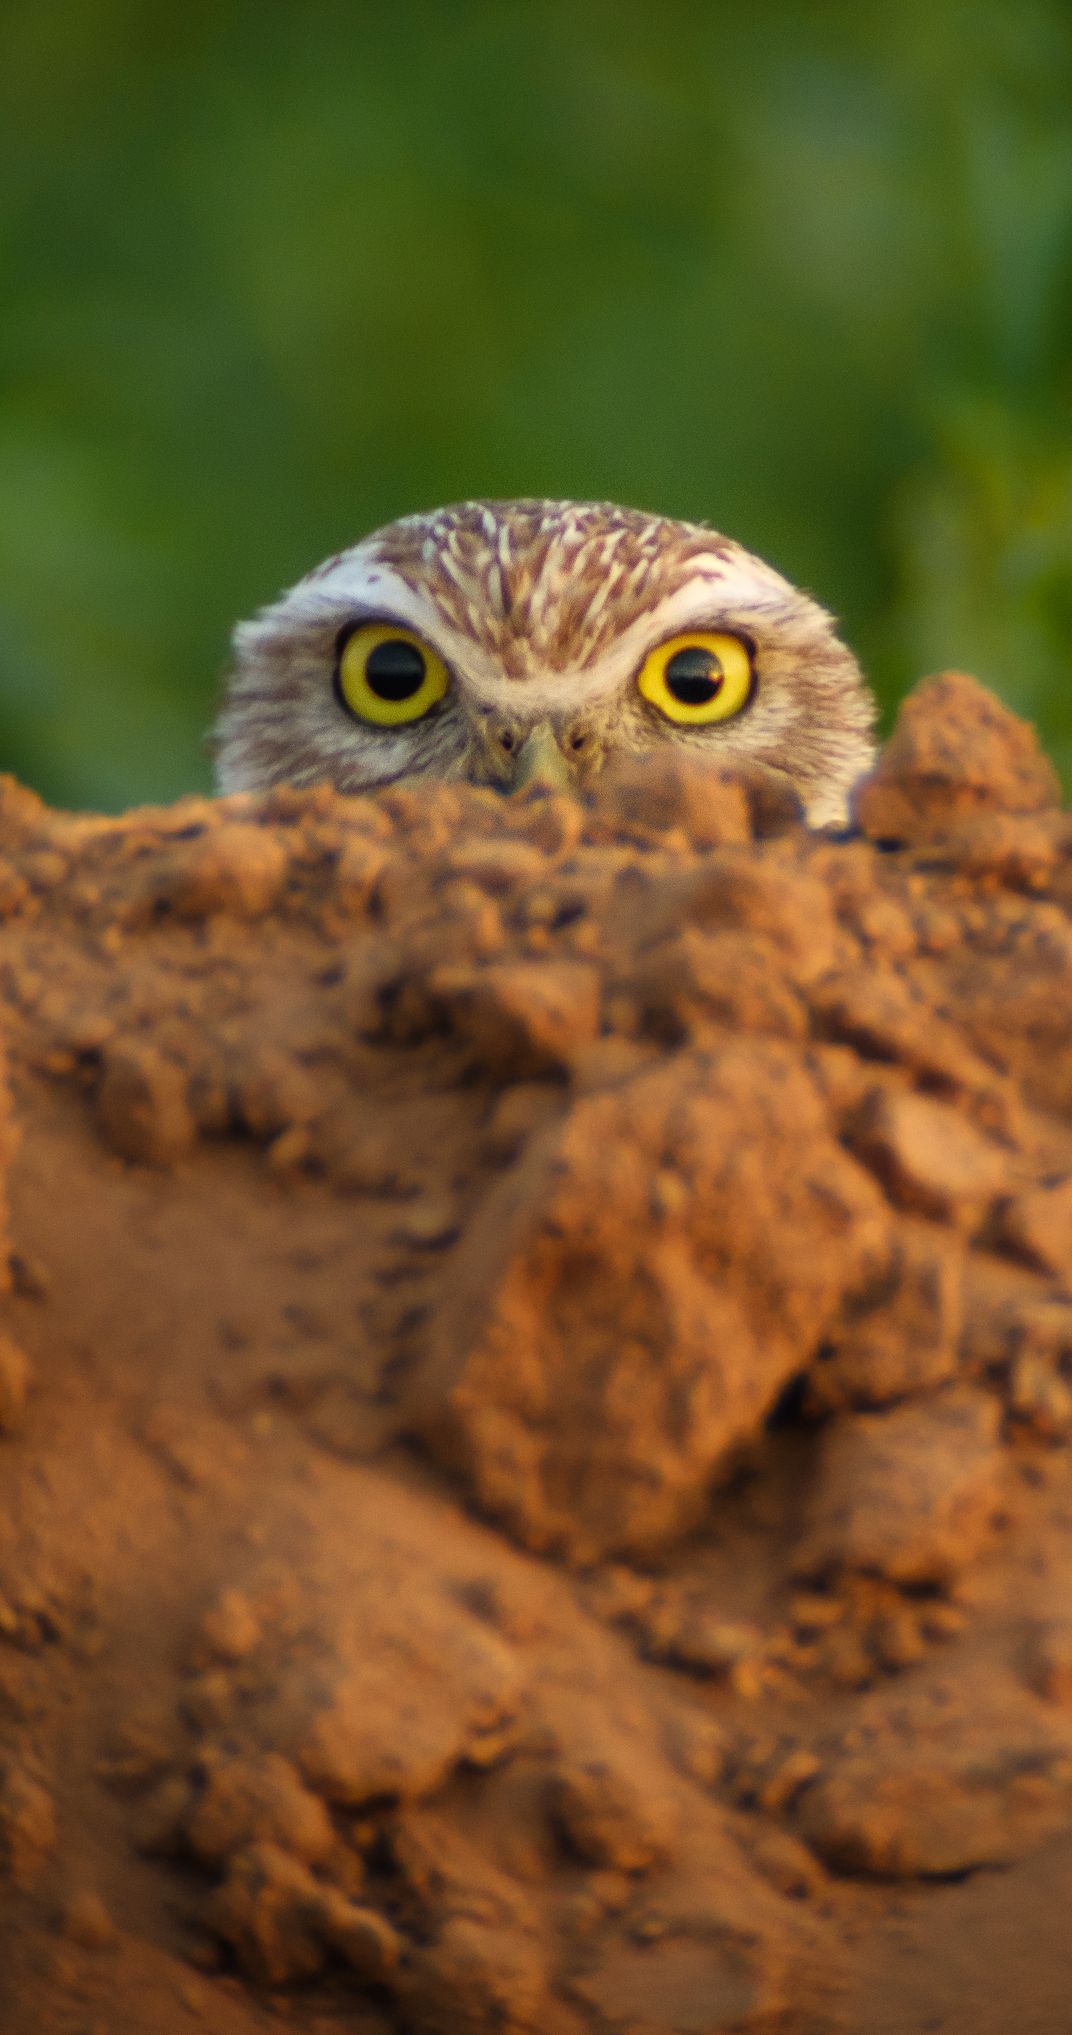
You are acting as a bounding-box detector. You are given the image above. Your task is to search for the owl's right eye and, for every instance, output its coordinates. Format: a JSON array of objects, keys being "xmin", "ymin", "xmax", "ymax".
[{"xmin": 335, "ymin": 621, "xmax": 449, "ymax": 727}]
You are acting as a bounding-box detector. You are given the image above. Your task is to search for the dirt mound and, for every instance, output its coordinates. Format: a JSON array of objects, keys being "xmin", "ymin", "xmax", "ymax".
[{"xmin": 2, "ymin": 670, "xmax": 1072, "ymax": 2033}]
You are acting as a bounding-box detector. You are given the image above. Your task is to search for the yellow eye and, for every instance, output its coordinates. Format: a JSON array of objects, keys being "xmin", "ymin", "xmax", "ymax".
[
  {"xmin": 336, "ymin": 621, "xmax": 449, "ymax": 727},
  {"xmin": 637, "ymin": 631, "xmax": 754, "ymax": 726}
]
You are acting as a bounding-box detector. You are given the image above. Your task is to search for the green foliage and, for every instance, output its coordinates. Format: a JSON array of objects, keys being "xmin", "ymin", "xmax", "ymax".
[{"xmin": 2, "ymin": 0, "xmax": 1071, "ymax": 808}]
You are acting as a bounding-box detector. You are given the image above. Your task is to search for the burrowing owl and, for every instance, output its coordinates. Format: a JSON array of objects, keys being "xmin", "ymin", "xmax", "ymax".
[{"xmin": 215, "ymin": 500, "xmax": 875, "ymax": 826}]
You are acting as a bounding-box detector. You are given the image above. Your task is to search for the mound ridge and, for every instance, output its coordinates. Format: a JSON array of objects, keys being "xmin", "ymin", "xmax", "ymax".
[{"xmin": 1, "ymin": 672, "xmax": 1072, "ymax": 2032}]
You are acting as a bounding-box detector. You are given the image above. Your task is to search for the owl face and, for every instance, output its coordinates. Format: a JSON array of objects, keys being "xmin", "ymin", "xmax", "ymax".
[{"xmin": 215, "ymin": 499, "xmax": 875, "ymax": 826}]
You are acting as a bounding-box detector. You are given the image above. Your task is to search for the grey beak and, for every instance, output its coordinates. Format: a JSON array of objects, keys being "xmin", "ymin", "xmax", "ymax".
[{"xmin": 509, "ymin": 721, "xmax": 574, "ymax": 792}]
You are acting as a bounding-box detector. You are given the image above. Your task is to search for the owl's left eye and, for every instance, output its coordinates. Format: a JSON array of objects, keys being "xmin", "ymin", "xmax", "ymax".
[
  {"xmin": 637, "ymin": 630, "xmax": 754, "ymax": 726},
  {"xmin": 335, "ymin": 621, "xmax": 450, "ymax": 727}
]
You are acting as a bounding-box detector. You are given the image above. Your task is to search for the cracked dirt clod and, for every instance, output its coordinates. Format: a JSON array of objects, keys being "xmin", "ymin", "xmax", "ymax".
[
  {"xmin": 855, "ymin": 669, "xmax": 1063, "ymax": 841},
  {"xmin": 155, "ymin": 822, "xmax": 290, "ymax": 919},
  {"xmin": 96, "ymin": 1041, "xmax": 197, "ymax": 1166},
  {"xmin": 548, "ymin": 1747, "xmax": 678, "ymax": 1871},
  {"xmin": 590, "ymin": 751, "xmax": 755, "ymax": 846},
  {"xmin": 807, "ymin": 1219, "xmax": 964, "ymax": 1411},
  {"xmin": 429, "ymin": 958, "xmax": 602, "ymax": 1077},
  {"xmin": 794, "ymin": 1692, "xmax": 1072, "ymax": 1877},
  {"xmin": 410, "ymin": 1042, "xmax": 890, "ymax": 1560},
  {"xmin": 795, "ymin": 1390, "xmax": 1005, "ymax": 1584},
  {"xmin": 845, "ymin": 1085, "xmax": 1010, "ymax": 1226}
]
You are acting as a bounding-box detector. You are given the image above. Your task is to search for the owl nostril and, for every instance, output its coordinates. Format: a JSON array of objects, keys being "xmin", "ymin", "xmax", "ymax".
[{"xmin": 498, "ymin": 731, "xmax": 516, "ymax": 754}]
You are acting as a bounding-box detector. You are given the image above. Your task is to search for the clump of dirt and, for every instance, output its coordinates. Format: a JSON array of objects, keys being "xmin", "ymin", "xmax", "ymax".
[{"xmin": 2, "ymin": 670, "xmax": 1072, "ymax": 2033}]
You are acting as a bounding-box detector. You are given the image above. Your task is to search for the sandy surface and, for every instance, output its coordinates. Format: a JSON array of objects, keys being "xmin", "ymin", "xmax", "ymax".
[{"xmin": 1, "ymin": 671, "xmax": 1072, "ymax": 2032}]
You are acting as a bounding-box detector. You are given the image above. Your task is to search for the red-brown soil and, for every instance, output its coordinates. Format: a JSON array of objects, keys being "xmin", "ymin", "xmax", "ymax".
[{"xmin": 2, "ymin": 671, "xmax": 1072, "ymax": 2034}]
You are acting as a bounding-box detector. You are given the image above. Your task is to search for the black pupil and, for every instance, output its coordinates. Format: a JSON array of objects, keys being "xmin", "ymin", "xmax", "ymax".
[
  {"xmin": 365, "ymin": 637, "xmax": 426, "ymax": 701},
  {"xmin": 664, "ymin": 645, "xmax": 723, "ymax": 706}
]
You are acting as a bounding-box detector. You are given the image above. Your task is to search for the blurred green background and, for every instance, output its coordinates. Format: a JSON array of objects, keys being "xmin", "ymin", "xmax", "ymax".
[{"xmin": 2, "ymin": 0, "xmax": 1072, "ymax": 810}]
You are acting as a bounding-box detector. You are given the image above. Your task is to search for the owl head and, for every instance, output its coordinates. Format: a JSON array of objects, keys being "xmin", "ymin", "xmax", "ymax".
[{"xmin": 215, "ymin": 499, "xmax": 875, "ymax": 826}]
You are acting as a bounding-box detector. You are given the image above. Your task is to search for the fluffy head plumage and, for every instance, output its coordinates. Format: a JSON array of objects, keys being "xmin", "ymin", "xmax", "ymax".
[{"xmin": 215, "ymin": 498, "xmax": 875, "ymax": 825}]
